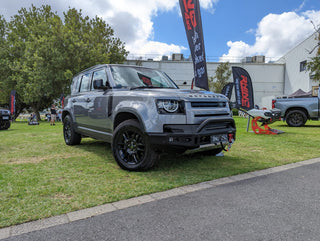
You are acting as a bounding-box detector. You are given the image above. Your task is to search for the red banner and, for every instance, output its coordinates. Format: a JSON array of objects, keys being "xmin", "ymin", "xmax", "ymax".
[{"xmin": 10, "ymin": 90, "xmax": 16, "ymax": 115}]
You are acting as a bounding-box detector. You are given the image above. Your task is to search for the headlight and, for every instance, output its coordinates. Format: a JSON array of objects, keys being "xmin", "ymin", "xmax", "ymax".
[{"xmin": 156, "ymin": 99, "xmax": 184, "ymax": 114}]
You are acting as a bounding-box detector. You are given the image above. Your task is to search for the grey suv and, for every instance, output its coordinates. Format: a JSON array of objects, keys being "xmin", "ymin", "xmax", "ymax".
[{"xmin": 62, "ymin": 64, "xmax": 236, "ymax": 171}]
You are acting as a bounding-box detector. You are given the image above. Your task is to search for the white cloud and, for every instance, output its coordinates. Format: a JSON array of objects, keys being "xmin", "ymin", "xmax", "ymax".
[
  {"xmin": 199, "ymin": 0, "xmax": 219, "ymax": 12},
  {"xmin": 303, "ymin": 10, "xmax": 320, "ymax": 26},
  {"xmin": 222, "ymin": 10, "xmax": 320, "ymax": 62},
  {"xmin": 220, "ymin": 41, "xmax": 254, "ymax": 62},
  {"xmin": 101, "ymin": 0, "xmax": 180, "ymax": 58},
  {"xmin": 0, "ymin": 0, "xmax": 218, "ymax": 60},
  {"xmin": 101, "ymin": 0, "xmax": 218, "ymax": 58},
  {"xmin": 294, "ymin": 0, "xmax": 306, "ymax": 12}
]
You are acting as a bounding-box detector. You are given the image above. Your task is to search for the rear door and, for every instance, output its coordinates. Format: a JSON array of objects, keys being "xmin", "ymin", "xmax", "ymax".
[{"xmin": 73, "ymin": 72, "xmax": 93, "ymax": 128}]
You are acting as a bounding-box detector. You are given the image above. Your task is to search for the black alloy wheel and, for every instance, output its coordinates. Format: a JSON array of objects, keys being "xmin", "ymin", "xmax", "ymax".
[
  {"xmin": 286, "ymin": 110, "xmax": 307, "ymax": 127},
  {"xmin": 63, "ymin": 115, "xmax": 81, "ymax": 145},
  {"xmin": 0, "ymin": 120, "xmax": 10, "ymax": 130},
  {"xmin": 112, "ymin": 119, "xmax": 158, "ymax": 171}
]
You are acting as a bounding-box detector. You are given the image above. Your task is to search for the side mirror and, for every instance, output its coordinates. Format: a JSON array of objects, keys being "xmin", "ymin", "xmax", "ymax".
[{"xmin": 93, "ymin": 79, "xmax": 109, "ymax": 90}]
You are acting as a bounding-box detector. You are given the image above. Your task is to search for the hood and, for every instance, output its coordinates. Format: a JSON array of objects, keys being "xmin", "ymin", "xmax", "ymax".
[{"xmin": 116, "ymin": 88, "xmax": 228, "ymax": 101}]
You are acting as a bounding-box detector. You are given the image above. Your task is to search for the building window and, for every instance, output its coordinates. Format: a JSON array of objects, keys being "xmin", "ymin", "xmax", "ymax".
[{"xmin": 300, "ymin": 60, "xmax": 307, "ymax": 72}]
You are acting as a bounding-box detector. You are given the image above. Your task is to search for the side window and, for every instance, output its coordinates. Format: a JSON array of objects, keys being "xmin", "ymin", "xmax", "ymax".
[
  {"xmin": 300, "ymin": 60, "xmax": 307, "ymax": 72},
  {"xmin": 79, "ymin": 73, "xmax": 92, "ymax": 92},
  {"xmin": 71, "ymin": 76, "xmax": 80, "ymax": 94},
  {"xmin": 92, "ymin": 69, "xmax": 108, "ymax": 89}
]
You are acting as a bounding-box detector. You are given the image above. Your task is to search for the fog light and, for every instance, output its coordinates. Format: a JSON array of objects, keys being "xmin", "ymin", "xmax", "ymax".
[{"xmin": 169, "ymin": 137, "xmax": 174, "ymax": 142}]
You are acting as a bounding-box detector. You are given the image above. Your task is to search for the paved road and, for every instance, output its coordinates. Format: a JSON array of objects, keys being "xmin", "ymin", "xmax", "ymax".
[{"xmin": 2, "ymin": 158, "xmax": 320, "ymax": 241}]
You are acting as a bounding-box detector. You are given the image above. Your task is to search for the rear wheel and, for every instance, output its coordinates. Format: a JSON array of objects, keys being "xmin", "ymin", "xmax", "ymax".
[
  {"xmin": 4, "ymin": 121, "xmax": 10, "ymax": 129},
  {"xmin": 286, "ymin": 110, "xmax": 307, "ymax": 127},
  {"xmin": 63, "ymin": 115, "xmax": 81, "ymax": 145},
  {"xmin": 112, "ymin": 119, "xmax": 159, "ymax": 171}
]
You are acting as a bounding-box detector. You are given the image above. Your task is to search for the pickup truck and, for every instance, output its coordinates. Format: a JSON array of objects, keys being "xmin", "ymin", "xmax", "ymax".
[
  {"xmin": 272, "ymin": 95, "xmax": 320, "ymax": 127},
  {"xmin": 62, "ymin": 64, "xmax": 236, "ymax": 171}
]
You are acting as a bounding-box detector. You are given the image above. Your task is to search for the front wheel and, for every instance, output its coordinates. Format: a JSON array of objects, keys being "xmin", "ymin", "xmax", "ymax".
[
  {"xmin": 63, "ymin": 115, "xmax": 81, "ymax": 145},
  {"xmin": 112, "ymin": 119, "xmax": 159, "ymax": 171},
  {"xmin": 286, "ymin": 110, "xmax": 307, "ymax": 127},
  {"xmin": 0, "ymin": 121, "xmax": 10, "ymax": 130}
]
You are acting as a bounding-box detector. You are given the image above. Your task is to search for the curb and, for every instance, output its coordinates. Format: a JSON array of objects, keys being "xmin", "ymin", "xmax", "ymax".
[{"xmin": 1, "ymin": 157, "xmax": 320, "ymax": 240}]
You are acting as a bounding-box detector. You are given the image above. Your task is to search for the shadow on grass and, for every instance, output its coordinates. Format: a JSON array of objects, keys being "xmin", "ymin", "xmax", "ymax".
[
  {"xmin": 277, "ymin": 124, "xmax": 320, "ymax": 128},
  {"xmin": 68, "ymin": 137, "xmax": 273, "ymax": 183},
  {"xmin": 69, "ymin": 138, "xmax": 248, "ymax": 175},
  {"xmin": 73, "ymin": 139, "xmax": 112, "ymax": 157}
]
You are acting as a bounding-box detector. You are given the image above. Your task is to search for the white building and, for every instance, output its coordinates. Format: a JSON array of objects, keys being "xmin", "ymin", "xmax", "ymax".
[
  {"xmin": 125, "ymin": 33, "xmax": 319, "ymax": 109},
  {"xmin": 276, "ymin": 33, "xmax": 319, "ymax": 95}
]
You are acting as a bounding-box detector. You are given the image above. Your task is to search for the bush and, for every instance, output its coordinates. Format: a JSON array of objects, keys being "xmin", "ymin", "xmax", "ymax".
[{"xmin": 232, "ymin": 108, "xmax": 239, "ymax": 116}]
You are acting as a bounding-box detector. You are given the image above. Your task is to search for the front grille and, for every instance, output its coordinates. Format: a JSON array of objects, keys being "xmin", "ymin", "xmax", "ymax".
[
  {"xmin": 163, "ymin": 126, "xmax": 184, "ymax": 133},
  {"xmin": 202, "ymin": 123, "xmax": 229, "ymax": 131},
  {"xmin": 191, "ymin": 102, "xmax": 226, "ymax": 108}
]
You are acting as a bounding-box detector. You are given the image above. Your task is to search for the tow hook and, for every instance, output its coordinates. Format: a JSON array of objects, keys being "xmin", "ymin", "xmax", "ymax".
[
  {"xmin": 220, "ymin": 133, "xmax": 235, "ymax": 152},
  {"xmin": 226, "ymin": 133, "xmax": 235, "ymax": 151}
]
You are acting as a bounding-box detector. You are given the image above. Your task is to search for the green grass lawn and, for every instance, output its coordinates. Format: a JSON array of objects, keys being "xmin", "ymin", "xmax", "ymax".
[{"xmin": 1, "ymin": 117, "xmax": 320, "ymax": 228}]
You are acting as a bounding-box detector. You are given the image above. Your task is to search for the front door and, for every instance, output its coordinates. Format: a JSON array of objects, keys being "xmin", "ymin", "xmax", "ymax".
[{"xmin": 86, "ymin": 69, "xmax": 113, "ymax": 134}]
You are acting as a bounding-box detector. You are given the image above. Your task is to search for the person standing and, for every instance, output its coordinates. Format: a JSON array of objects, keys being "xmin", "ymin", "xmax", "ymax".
[{"xmin": 50, "ymin": 104, "xmax": 57, "ymax": 126}]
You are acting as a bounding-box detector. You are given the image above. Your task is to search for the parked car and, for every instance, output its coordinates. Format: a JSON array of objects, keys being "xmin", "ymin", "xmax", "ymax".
[
  {"xmin": 272, "ymin": 94, "xmax": 320, "ymax": 127},
  {"xmin": 0, "ymin": 108, "xmax": 11, "ymax": 130},
  {"xmin": 62, "ymin": 64, "xmax": 236, "ymax": 171}
]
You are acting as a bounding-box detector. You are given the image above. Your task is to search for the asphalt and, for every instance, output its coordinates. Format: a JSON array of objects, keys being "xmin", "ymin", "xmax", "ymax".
[{"xmin": 1, "ymin": 157, "xmax": 320, "ymax": 241}]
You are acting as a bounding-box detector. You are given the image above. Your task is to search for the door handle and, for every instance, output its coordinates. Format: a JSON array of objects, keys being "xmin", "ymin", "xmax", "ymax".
[
  {"xmin": 86, "ymin": 98, "xmax": 91, "ymax": 102},
  {"xmin": 72, "ymin": 99, "xmax": 77, "ymax": 103}
]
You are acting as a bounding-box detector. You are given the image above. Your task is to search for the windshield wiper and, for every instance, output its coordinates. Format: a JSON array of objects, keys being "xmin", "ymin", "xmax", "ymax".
[
  {"xmin": 130, "ymin": 86, "xmax": 159, "ymax": 90},
  {"xmin": 130, "ymin": 86, "xmax": 176, "ymax": 90}
]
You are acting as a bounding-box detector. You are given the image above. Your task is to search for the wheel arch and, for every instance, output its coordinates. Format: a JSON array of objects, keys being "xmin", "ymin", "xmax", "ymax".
[
  {"xmin": 62, "ymin": 110, "xmax": 73, "ymax": 122},
  {"xmin": 284, "ymin": 107, "xmax": 309, "ymax": 119},
  {"xmin": 113, "ymin": 111, "xmax": 145, "ymax": 131}
]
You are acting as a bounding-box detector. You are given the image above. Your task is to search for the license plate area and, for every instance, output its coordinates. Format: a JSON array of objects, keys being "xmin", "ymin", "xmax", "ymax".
[
  {"xmin": 210, "ymin": 134, "xmax": 228, "ymax": 144},
  {"xmin": 2, "ymin": 116, "xmax": 9, "ymax": 120}
]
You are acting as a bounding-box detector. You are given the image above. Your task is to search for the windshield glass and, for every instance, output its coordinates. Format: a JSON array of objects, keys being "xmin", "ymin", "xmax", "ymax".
[{"xmin": 110, "ymin": 66, "xmax": 178, "ymax": 89}]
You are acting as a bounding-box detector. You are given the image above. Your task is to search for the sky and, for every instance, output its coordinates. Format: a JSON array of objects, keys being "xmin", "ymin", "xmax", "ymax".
[{"xmin": 1, "ymin": 0, "xmax": 320, "ymax": 62}]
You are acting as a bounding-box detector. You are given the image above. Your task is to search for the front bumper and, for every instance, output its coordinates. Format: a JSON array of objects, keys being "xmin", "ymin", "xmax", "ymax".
[
  {"xmin": 147, "ymin": 117, "xmax": 236, "ymax": 151},
  {"xmin": 0, "ymin": 115, "xmax": 11, "ymax": 121}
]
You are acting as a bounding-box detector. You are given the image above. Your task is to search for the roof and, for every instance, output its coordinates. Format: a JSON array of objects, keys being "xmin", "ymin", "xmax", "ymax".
[{"xmin": 288, "ymin": 89, "xmax": 312, "ymax": 97}]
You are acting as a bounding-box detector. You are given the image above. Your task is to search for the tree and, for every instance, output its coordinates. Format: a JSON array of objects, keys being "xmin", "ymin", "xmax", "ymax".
[
  {"xmin": 0, "ymin": 16, "xmax": 27, "ymax": 117},
  {"xmin": 307, "ymin": 28, "xmax": 320, "ymax": 83},
  {"xmin": 0, "ymin": 5, "xmax": 128, "ymax": 120},
  {"xmin": 0, "ymin": 16, "xmax": 10, "ymax": 105},
  {"xmin": 208, "ymin": 62, "xmax": 232, "ymax": 93},
  {"xmin": 6, "ymin": 5, "xmax": 64, "ymax": 120},
  {"xmin": 62, "ymin": 8, "xmax": 128, "ymax": 78}
]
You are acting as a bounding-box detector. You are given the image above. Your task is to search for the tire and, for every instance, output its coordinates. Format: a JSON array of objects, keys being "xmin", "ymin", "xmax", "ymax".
[
  {"xmin": 63, "ymin": 115, "xmax": 81, "ymax": 145},
  {"xmin": 4, "ymin": 121, "xmax": 10, "ymax": 129},
  {"xmin": 286, "ymin": 110, "xmax": 307, "ymax": 127},
  {"xmin": 0, "ymin": 120, "xmax": 10, "ymax": 130},
  {"xmin": 112, "ymin": 119, "xmax": 159, "ymax": 171}
]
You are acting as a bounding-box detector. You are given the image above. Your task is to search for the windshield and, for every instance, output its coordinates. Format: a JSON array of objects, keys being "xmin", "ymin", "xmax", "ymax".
[{"xmin": 110, "ymin": 66, "xmax": 178, "ymax": 89}]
